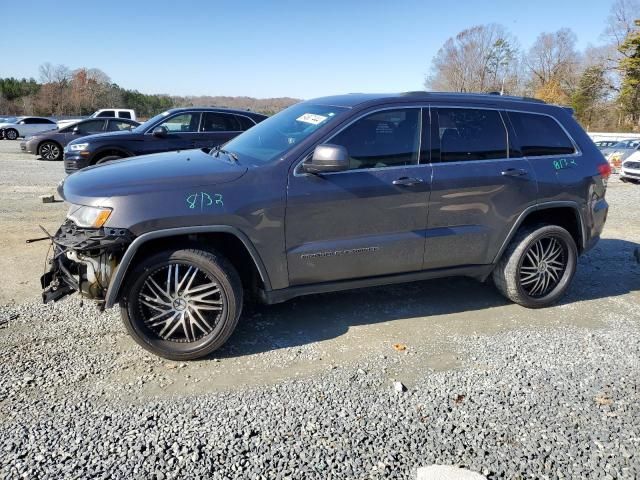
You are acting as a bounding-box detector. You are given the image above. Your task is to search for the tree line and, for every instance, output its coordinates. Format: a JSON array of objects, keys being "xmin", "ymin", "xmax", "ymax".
[
  {"xmin": 0, "ymin": 64, "xmax": 299, "ymax": 119},
  {"xmin": 425, "ymin": 0, "xmax": 640, "ymax": 132}
]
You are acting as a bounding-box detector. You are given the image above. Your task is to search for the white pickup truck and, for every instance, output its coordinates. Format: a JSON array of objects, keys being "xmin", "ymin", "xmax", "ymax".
[{"xmin": 56, "ymin": 109, "xmax": 137, "ymax": 129}]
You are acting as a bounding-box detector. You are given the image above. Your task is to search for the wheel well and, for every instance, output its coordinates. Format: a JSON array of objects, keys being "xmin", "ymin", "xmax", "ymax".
[
  {"xmin": 123, "ymin": 232, "xmax": 263, "ymax": 293},
  {"xmin": 38, "ymin": 139, "xmax": 62, "ymax": 152},
  {"xmin": 93, "ymin": 149, "xmax": 130, "ymax": 164},
  {"xmin": 518, "ymin": 207, "xmax": 583, "ymax": 251}
]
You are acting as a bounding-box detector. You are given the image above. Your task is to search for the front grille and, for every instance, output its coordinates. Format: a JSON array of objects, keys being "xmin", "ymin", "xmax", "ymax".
[{"xmin": 623, "ymin": 161, "xmax": 640, "ymax": 170}]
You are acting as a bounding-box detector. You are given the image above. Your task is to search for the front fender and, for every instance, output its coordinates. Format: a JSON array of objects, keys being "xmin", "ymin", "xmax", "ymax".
[{"xmin": 103, "ymin": 225, "xmax": 271, "ymax": 308}]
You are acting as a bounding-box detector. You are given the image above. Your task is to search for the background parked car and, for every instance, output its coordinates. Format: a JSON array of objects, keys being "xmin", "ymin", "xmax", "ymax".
[
  {"xmin": 56, "ymin": 109, "xmax": 137, "ymax": 129},
  {"xmin": 601, "ymin": 139, "xmax": 640, "ymax": 171},
  {"xmin": 621, "ymin": 151, "xmax": 640, "ymax": 184},
  {"xmin": 63, "ymin": 107, "xmax": 268, "ymax": 173},
  {"xmin": 0, "ymin": 116, "xmax": 57, "ymax": 140},
  {"xmin": 21, "ymin": 117, "xmax": 140, "ymax": 161}
]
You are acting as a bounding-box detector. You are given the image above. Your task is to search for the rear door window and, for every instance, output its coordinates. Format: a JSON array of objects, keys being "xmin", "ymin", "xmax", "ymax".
[
  {"xmin": 436, "ymin": 108, "xmax": 508, "ymax": 162},
  {"xmin": 235, "ymin": 115, "xmax": 256, "ymax": 131},
  {"xmin": 508, "ymin": 112, "xmax": 575, "ymax": 157},
  {"xmin": 107, "ymin": 120, "xmax": 135, "ymax": 131},
  {"xmin": 200, "ymin": 112, "xmax": 241, "ymax": 132},
  {"xmin": 117, "ymin": 111, "xmax": 132, "ymax": 119}
]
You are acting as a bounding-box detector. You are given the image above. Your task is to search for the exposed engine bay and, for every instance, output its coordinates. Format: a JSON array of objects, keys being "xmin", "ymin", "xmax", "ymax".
[{"xmin": 40, "ymin": 221, "xmax": 134, "ymax": 306}]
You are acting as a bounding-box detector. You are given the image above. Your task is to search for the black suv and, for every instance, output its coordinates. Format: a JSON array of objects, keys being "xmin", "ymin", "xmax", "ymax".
[
  {"xmin": 42, "ymin": 92, "xmax": 610, "ymax": 360},
  {"xmin": 63, "ymin": 107, "xmax": 267, "ymax": 173}
]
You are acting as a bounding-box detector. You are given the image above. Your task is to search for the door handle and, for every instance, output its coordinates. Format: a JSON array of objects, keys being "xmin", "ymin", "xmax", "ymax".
[
  {"xmin": 392, "ymin": 177, "xmax": 424, "ymax": 186},
  {"xmin": 501, "ymin": 168, "xmax": 529, "ymax": 177}
]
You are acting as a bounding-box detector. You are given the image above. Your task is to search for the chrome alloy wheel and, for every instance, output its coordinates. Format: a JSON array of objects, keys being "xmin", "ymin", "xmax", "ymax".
[
  {"xmin": 518, "ymin": 235, "xmax": 568, "ymax": 298},
  {"xmin": 138, "ymin": 263, "xmax": 225, "ymax": 343},
  {"xmin": 5, "ymin": 129, "xmax": 17, "ymax": 140},
  {"xmin": 40, "ymin": 143, "xmax": 60, "ymax": 160}
]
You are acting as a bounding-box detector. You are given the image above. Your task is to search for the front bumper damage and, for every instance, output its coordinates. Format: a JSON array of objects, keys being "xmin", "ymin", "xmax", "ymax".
[{"xmin": 40, "ymin": 221, "xmax": 134, "ymax": 305}]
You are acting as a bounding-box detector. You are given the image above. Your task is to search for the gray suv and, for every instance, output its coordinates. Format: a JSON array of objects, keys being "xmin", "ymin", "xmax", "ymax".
[{"xmin": 40, "ymin": 92, "xmax": 610, "ymax": 360}]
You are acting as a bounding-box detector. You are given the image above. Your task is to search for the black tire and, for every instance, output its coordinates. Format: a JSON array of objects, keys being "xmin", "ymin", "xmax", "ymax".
[
  {"xmin": 5, "ymin": 128, "xmax": 18, "ymax": 140},
  {"xmin": 38, "ymin": 141, "xmax": 62, "ymax": 161},
  {"xmin": 492, "ymin": 224, "xmax": 577, "ymax": 308},
  {"xmin": 120, "ymin": 248, "xmax": 243, "ymax": 360},
  {"xmin": 95, "ymin": 155, "xmax": 123, "ymax": 165}
]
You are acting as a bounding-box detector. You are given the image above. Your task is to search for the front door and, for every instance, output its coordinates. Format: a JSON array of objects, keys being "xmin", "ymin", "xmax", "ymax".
[
  {"xmin": 424, "ymin": 107, "xmax": 538, "ymax": 269},
  {"xmin": 145, "ymin": 112, "xmax": 202, "ymax": 154},
  {"xmin": 285, "ymin": 107, "xmax": 431, "ymax": 285}
]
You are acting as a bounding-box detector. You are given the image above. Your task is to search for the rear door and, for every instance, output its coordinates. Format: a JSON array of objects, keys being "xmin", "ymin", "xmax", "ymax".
[
  {"xmin": 506, "ymin": 111, "xmax": 580, "ymax": 198},
  {"xmin": 424, "ymin": 106, "xmax": 537, "ymax": 269},
  {"xmin": 285, "ymin": 107, "xmax": 431, "ymax": 285},
  {"xmin": 196, "ymin": 112, "xmax": 242, "ymax": 148}
]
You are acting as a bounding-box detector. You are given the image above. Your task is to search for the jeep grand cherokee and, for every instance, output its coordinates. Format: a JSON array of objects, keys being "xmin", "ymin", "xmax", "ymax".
[{"xmin": 40, "ymin": 92, "xmax": 610, "ymax": 360}]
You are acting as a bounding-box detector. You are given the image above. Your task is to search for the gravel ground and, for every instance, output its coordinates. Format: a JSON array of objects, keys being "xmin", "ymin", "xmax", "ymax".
[{"xmin": 0, "ymin": 140, "xmax": 639, "ymax": 479}]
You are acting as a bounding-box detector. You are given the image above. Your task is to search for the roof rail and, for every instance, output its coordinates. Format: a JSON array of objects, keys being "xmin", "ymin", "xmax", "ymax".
[{"xmin": 400, "ymin": 91, "xmax": 546, "ymax": 104}]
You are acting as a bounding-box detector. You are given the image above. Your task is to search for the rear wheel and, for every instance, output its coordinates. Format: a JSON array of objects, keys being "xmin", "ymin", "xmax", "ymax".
[
  {"xmin": 120, "ymin": 248, "xmax": 243, "ymax": 360},
  {"xmin": 493, "ymin": 224, "xmax": 577, "ymax": 308},
  {"xmin": 5, "ymin": 129, "xmax": 18, "ymax": 140},
  {"xmin": 38, "ymin": 141, "xmax": 62, "ymax": 160}
]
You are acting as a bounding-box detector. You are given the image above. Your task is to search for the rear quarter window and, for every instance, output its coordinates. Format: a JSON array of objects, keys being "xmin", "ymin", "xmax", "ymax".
[{"xmin": 508, "ymin": 112, "xmax": 575, "ymax": 157}]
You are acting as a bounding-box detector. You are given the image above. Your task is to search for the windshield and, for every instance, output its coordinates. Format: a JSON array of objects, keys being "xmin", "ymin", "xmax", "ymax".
[
  {"xmin": 223, "ymin": 103, "xmax": 348, "ymax": 164},
  {"xmin": 132, "ymin": 111, "xmax": 173, "ymax": 133}
]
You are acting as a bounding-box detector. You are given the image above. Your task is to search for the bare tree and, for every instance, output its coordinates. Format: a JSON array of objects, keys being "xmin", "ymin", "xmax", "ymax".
[
  {"xmin": 425, "ymin": 24, "xmax": 520, "ymax": 93},
  {"xmin": 524, "ymin": 28, "xmax": 583, "ymax": 104},
  {"xmin": 38, "ymin": 62, "xmax": 70, "ymax": 84},
  {"xmin": 604, "ymin": 0, "xmax": 640, "ymax": 49}
]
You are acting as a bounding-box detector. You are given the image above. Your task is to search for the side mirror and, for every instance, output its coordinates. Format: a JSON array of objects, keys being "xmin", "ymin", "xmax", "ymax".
[
  {"xmin": 303, "ymin": 144, "xmax": 349, "ymax": 174},
  {"xmin": 152, "ymin": 126, "xmax": 168, "ymax": 137},
  {"xmin": 72, "ymin": 126, "xmax": 80, "ymax": 134}
]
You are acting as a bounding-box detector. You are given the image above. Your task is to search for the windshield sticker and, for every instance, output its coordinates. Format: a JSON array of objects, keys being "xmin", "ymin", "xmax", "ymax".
[
  {"xmin": 186, "ymin": 192, "xmax": 223, "ymax": 211},
  {"xmin": 296, "ymin": 113, "xmax": 327, "ymax": 125}
]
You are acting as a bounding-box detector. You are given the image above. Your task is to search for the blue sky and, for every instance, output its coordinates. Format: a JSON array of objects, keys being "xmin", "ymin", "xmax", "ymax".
[{"xmin": 0, "ymin": 0, "xmax": 614, "ymax": 99}]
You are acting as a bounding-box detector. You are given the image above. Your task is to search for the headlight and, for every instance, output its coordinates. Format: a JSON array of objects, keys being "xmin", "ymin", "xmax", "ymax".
[
  {"xmin": 69, "ymin": 143, "xmax": 89, "ymax": 151},
  {"xmin": 67, "ymin": 204, "xmax": 112, "ymax": 228}
]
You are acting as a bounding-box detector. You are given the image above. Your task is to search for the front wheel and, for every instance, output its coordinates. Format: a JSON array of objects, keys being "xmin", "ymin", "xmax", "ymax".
[
  {"xmin": 493, "ymin": 224, "xmax": 577, "ymax": 308},
  {"xmin": 120, "ymin": 248, "xmax": 243, "ymax": 360},
  {"xmin": 39, "ymin": 141, "xmax": 62, "ymax": 160},
  {"xmin": 4, "ymin": 129, "xmax": 18, "ymax": 140}
]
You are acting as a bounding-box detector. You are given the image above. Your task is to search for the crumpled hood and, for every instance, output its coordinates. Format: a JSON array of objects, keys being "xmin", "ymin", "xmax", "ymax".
[{"xmin": 60, "ymin": 148, "xmax": 247, "ymax": 204}]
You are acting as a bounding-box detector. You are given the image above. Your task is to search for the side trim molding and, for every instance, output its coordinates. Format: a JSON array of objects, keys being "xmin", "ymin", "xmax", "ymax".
[
  {"xmin": 104, "ymin": 225, "xmax": 271, "ymax": 308},
  {"xmin": 259, "ymin": 264, "xmax": 494, "ymax": 304}
]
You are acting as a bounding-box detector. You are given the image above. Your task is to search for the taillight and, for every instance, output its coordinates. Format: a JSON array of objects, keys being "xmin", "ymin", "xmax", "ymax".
[{"xmin": 598, "ymin": 162, "xmax": 611, "ymax": 180}]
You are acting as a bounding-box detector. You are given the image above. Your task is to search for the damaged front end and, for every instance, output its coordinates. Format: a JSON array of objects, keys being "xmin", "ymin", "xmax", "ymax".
[{"xmin": 40, "ymin": 221, "xmax": 134, "ymax": 306}]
